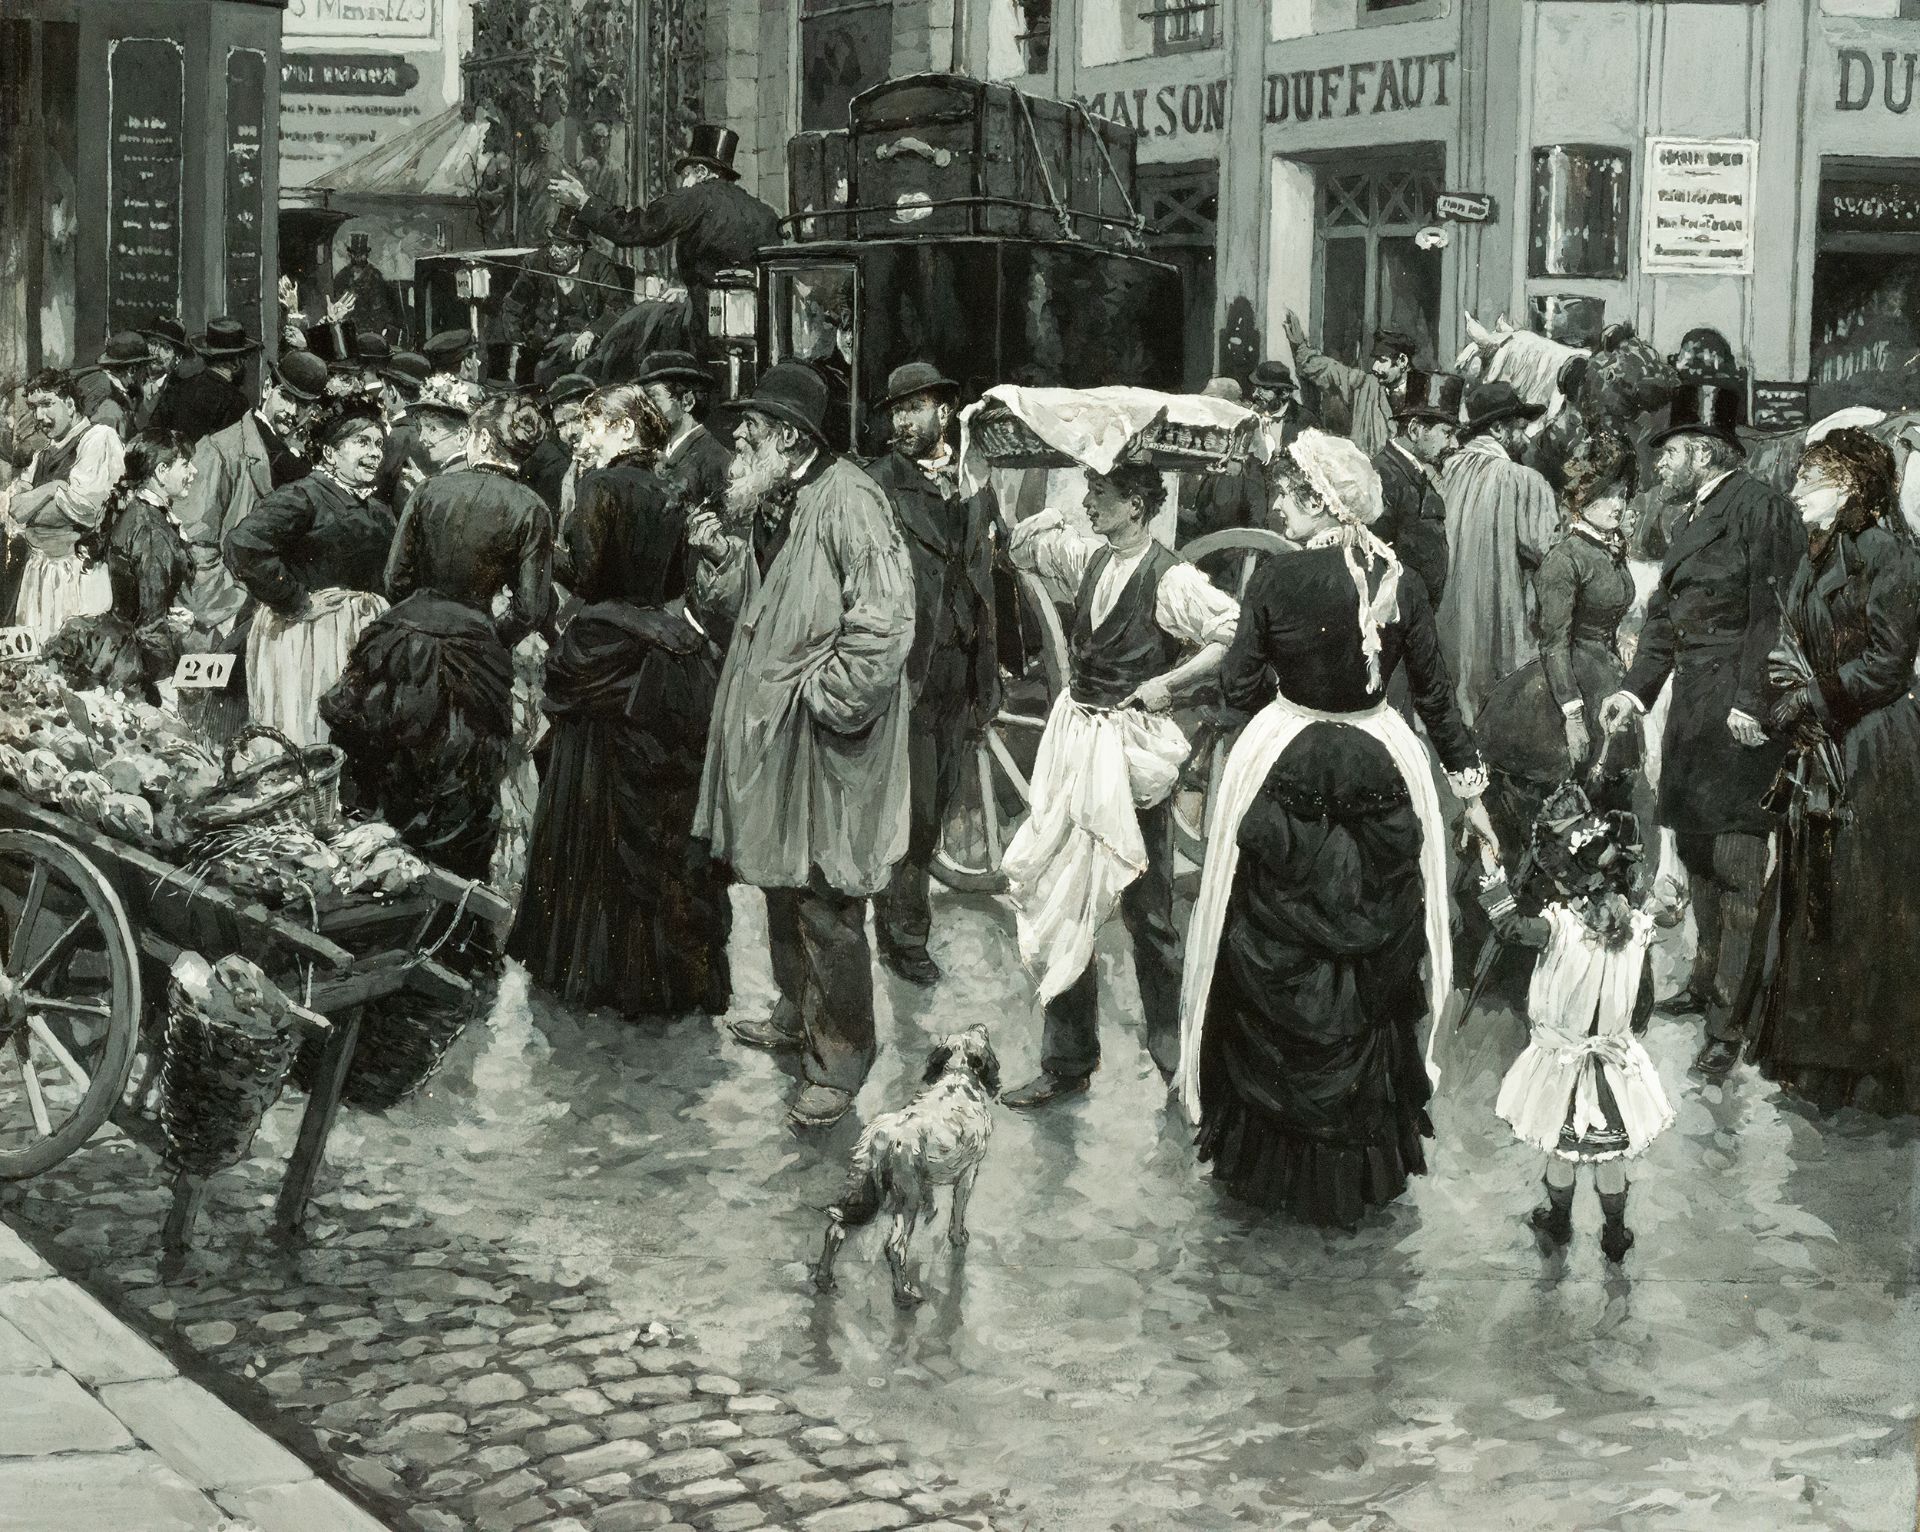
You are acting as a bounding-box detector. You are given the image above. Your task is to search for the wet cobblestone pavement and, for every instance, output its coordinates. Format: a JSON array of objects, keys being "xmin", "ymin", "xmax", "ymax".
[{"xmin": 5, "ymin": 885, "xmax": 1919, "ymax": 1530}]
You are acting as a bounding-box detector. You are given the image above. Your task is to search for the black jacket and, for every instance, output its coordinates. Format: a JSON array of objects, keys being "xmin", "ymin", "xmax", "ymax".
[
  {"xmin": 1623, "ymin": 469, "xmax": 1806, "ymax": 837},
  {"xmin": 224, "ymin": 472, "xmax": 397, "ymax": 617},
  {"xmin": 330, "ymin": 260, "xmax": 407, "ymax": 341},
  {"xmin": 862, "ymin": 451, "xmax": 999, "ymax": 722},
  {"xmin": 503, "ymin": 248, "xmax": 629, "ymax": 348},
  {"xmin": 657, "ymin": 422, "xmax": 733, "ymax": 513},
  {"xmin": 385, "ymin": 464, "xmax": 556, "ymax": 647},
  {"xmin": 576, "ymin": 178, "xmax": 783, "ymax": 290},
  {"xmin": 150, "ymin": 366, "xmax": 249, "ymax": 444},
  {"xmin": 1372, "ymin": 440, "xmax": 1449, "ymax": 608},
  {"xmin": 521, "ymin": 435, "xmax": 574, "ymax": 516}
]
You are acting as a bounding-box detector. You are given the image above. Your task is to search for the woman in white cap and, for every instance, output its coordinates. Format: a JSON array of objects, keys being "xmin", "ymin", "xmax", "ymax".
[{"xmin": 1173, "ymin": 429, "xmax": 1495, "ymax": 1229}]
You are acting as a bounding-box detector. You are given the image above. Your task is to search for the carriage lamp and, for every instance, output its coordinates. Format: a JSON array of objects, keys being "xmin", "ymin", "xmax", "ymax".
[
  {"xmin": 457, "ymin": 262, "xmax": 492, "ymax": 344},
  {"xmin": 709, "ymin": 270, "xmax": 759, "ymax": 399}
]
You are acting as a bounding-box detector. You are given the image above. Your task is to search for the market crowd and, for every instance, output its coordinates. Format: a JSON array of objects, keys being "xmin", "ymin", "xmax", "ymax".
[{"xmin": 4, "ymin": 274, "xmax": 1918, "ymax": 1265}]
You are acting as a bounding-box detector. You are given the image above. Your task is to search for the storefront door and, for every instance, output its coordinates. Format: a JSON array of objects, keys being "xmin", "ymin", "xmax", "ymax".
[
  {"xmin": 1811, "ymin": 160, "xmax": 1920, "ymax": 418},
  {"xmin": 1139, "ymin": 162, "xmax": 1218, "ymax": 390},
  {"xmin": 1313, "ymin": 151, "xmax": 1444, "ymax": 370}
]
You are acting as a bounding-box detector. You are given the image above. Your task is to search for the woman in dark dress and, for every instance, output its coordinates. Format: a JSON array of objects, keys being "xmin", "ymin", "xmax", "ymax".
[
  {"xmin": 43, "ymin": 429, "xmax": 196, "ymax": 702},
  {"xmin": 1739, "ymin": 427, "xmax": 1920, "ymax": 1113},
  {"xmin": 1174, "ymin": 431, "xmax": 1491, "ymax": 1229},
  {"xmin": 320, "ymin": 394, "xmax": 554, "ymax": 879},
  {"xmin": 1476, "ymin": 428, "xmax": 1646, "ymax": 872},
  {"xmin": 508, "ymin": 384, "xmax": 730, "ymax": 1018}
]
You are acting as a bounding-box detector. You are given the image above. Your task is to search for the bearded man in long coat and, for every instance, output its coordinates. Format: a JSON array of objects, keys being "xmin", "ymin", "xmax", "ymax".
[
  {"xmin": 1437, "ymin": 381, "xmax": 1563, "ymax": 722},
  {"xmin": 693, "ymin": 362, "xmax": 916, "ymax": 1130}
]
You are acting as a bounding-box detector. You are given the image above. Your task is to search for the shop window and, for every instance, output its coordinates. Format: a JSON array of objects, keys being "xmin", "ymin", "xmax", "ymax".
[
  {"xmin": 1316, "ymin": 160, "xmax": 1444, "ymax": 369},
  {"xmin": 800, "ymin": 0, "xmax": 894, "ymax": 133},
  {"xmin": 1358, "ymin": 0, "xmax": 1446, "ymax": 26},
  {"xmin": 1145, "ymin": 2, "xmax": 1219, "ymax": 53},
  {"xmin": 1529, "ymin": 144, "xmax": 1630, "ymax": 281}
]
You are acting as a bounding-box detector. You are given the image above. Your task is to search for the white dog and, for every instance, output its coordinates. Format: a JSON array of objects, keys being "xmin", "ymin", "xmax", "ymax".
[{"xmin": 811, "ymin": 1024, "xmax": 999, "ymax": 1309}]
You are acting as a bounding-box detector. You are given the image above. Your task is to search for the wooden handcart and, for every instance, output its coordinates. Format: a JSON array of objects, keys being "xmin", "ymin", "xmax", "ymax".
[{"xmin": 0, "ymin": 789, "xmax": 510, "ymax": 1260}]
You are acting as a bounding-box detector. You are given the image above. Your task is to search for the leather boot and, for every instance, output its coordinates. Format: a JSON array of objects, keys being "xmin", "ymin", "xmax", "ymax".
[
  {"xmin": 1598, "ymin": 1186, "xmax": 1635, "ymax": 1263},
  {"xmin": 1528, "ymin": 1176, "xmax": 1574, "ymax": 1246}
]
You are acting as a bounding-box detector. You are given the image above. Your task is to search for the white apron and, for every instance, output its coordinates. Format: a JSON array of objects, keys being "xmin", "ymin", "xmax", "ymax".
[
  {"xmin": 246, "ymin": 587, "xmax": 387, "ymax": 747},
  {"xmin": 1173, "ymin": 691, "xmax": 1454, "ymax": 1120},
  {"xmin": 1495, "ymin": 905, "xmax": 1675, "ymax": 1160},
  {"xmin": 15, "ymin": 552, "xmax": 110, "ymax": 641},
  {"xmin": 1001, "ymin": 692, "xmax": 1189, "ymax": 1002}
]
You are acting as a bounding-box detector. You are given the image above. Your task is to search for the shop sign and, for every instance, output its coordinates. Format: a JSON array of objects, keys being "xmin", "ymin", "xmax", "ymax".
[
  {"xmin": 1436, "ymin": 191, "xmax": 1495, "ymax": 223},
  {"xmin": 1833, "ymin": 47, "xmax": 1920, "ymax": 114},
  {"xmin": 285, "ymin": 0, "xmax": 434, "ymax": 42},
  {"xmin": 106, "ymin": 38, "xmax": 186, "ymax": 336},
  {"xmin": 1752, "ymin": 380, "xmax": 1811, "ymax": 432},
  {"xmin": 1640, "ymin": 136, "xmax": 1757, "ymax": 276},
  {"xmin": 282, "ymin": 54, "xmax": 421, "ymax": 97}
]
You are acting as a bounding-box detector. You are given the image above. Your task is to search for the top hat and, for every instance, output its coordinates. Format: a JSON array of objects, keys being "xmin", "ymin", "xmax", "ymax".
[
  {"xmin": 545, "ymin": 373, "xmax": 597, "ymax": 408},
  {"xmin": 345, "ymin": 232, "xmax": 373, "ymax": 257},
  {"xmin": 1249, "ymin": 360, "xmax": 1296, "ymax": 396},
  {"xmin": 139, "ymin": 314, "xmax": 189, "ymax": 350},
  {"xmin": 1460, "ymin": 380, "xmax": 1545, "ymax": 437},
  {"xmin": 97, "ymin": 332, "xmax": 156, "ymax": 369},
  {"xmin": 1395, "ymin": 369, "xmax": 1465, "ymax": 425},
  {"xmin": 270, "ymin": 350, "xmax": 331, "ymax": 404},
  {"xmin": 677, "ymin": 123, "xmax": 742, "ymax": 181},
  {"xmin": 423, "ymin": 329, "xmax": 476, "ymax": 370},
  {"xmin": 1649, "ymin": 383, "xmax": 1745, "ymax": 451},
  {"xmin": 306, "ymin": 319, "xmax": 361, "ymax": 368},
  {"xmin": 873, "ymin": 361, "xmax": 958, "ymax": 414},
  {"xmin": 194, "ymin": 318, "xmax": 263, "ymax": 359},
  {"xmin": 633, "ymin": 350, "xmax": 714, "ymax": 390},
  {"xmin": 740, "ymin": 361, "xmax": 832, "ymax": 443}
]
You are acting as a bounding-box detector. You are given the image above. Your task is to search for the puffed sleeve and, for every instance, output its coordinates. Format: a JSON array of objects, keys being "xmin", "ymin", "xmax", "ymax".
[
  {"xmin": 1153, "ymin": 561, "xmax": 1238, "ymax": 649},
  {"xmin": 1005, "ymin": 511, "xmax": 1100, "ymax": 605}
]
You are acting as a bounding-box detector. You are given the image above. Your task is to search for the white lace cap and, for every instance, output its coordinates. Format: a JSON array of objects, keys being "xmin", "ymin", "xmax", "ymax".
[{"xmin": 1281, "ymin": 428, "xmax": 1385, "ymax": 527}]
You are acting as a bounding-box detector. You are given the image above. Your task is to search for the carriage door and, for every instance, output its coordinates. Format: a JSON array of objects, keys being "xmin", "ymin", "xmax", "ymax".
[
  {"xmin": 1313, "ymin": 151, "xmax": 1444, "ymax": 376},
  {"xmin": 1139, "ymin": 163, "xmax": 1218, "ymax": 391}
]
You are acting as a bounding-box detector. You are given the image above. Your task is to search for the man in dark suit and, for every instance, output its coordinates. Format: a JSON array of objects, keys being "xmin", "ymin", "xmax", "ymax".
[
  {"xmin": 862, "ymin": 363, "xmax": 1000, "ymax": 985},
  {"xmin": 330, "ymin": 233, "xmax": 407, "ymax": 343},
  {"xmin": 549, "ymin": 124, "xmax": 783, "ymax": 354},
  {"xmin": 135, "ymin": 313, "xmax": 204, "ymax": 433},
  {"xmin": 638, "ymin": 350, "xmax": 733, "ymax": 513},
  {"xmin": 1600, "ymin": 384, "xmax": 1805, "ymax": 1078},
  {"xmin": 520, "ymin": 371, "xmax": 596, "ymax": 520},
  {"xmin": 1178, "ymin": 360, "xmax": 1305, "ymax": 542},
  {"xmin": 150, "ymin": 319, "xmax": 257, "ymax": 443},
  {"xmin": 502, "ymin": 220, "xmax": 630, "ymax": 384},
  {"xmin": 1372, "ymin": 369, "xmax": 1462, "ymax": 608}
]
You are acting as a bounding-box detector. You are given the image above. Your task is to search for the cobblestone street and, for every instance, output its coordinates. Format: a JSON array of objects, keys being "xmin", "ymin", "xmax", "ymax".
[{"xmin": 4, "ymin": 886, "xmax": 1918, "ymax": 1530}]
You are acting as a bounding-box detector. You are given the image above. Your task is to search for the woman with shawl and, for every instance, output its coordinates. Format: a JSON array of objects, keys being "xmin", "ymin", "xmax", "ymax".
[
  {"xmin": 1738, "ymin": 427, "xmax": 1920, "ymax": 1113},
  {"xmin": 1173, "ymin": 430, "xmax": 1492, "ymax": 1228}
]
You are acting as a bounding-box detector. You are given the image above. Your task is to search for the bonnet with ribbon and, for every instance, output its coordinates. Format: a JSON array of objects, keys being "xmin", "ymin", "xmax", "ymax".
[{"xmin": 1277, "ymin": 426, "xmax": 1402, "ymax": 693}]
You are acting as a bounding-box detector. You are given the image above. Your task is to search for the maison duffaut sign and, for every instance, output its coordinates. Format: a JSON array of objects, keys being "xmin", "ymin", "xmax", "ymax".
[{"xmin": 1078, "ymin": 51, "xmax": 1456, "ymax": 144}]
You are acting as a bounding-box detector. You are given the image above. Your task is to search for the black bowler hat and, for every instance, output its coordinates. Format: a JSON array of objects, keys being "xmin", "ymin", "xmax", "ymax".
[
  {"xmin": 270, "ymin": 350, "xmax": 331, "ymax": 403},
  {"xmin": 1460, "ymin": 380, "xmax": 1545, "ymax": 437},
  {"xmin": 740, "ymin": 361, "xmax": 831, "ymax": 443},
  {"xmin": 193, "ymin": 317, "xmax": 263, "ymax": 358},
  {"xmin": 633, "ymin": 350, "xmax": 714, "ymax": 390},
  {"xmin": 358, "ymin": 334, "xmax": 393, "ymax": 364},
  {"xmin": 1249, "ymin": 360, "xmax": 1296, "ymax": 396},
  {"xmin": 873, "ymin": 361, "xmax": 958, "ymax": 413},
  {"xmin": 424, "ymin": 329, "xmax": 476, "ymax": 371},
  {"xmin": 96, "ymin": 332, "xmax": 157, "ymax": 369},
  {"xmin": 1395, "ymin": 369, "xmax": 1465, "ymax": 425},
  {"xmin": 677, "ymin": 123, "xmax": 742, "ymax": 182},
  {"xmin": 139, "ymin": 314, "xmax": 189, "ymax": 350},
  {"xmin": 378, "ymin": 351, "xmax": 432, "ymax": 398},
  {"xmin": 545, "ymin": 373, "xmax": 596, "ymax": 409},
  {"xmin": 1650, "ymin": 383, "xmax": 1746, "ymax": 451}
]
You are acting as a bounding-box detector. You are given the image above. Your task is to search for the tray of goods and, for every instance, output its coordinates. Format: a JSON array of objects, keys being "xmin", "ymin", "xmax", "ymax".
[{"xmin": 967, "ymin": 400, "xmax": 1264, "ymax": 472}]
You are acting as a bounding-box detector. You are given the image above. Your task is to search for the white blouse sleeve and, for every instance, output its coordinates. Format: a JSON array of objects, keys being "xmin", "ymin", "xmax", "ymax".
[
  {"xmin": 1154, "ymin": 560, "xmax": 1239, "ymax": 648},
  {"xmin": 1006, "ymin": 515, "xmax": 1101, "ymax": 606},
  {"xmin": 27, "ymin": 426, "xmax": 123, "ymax": 531}
]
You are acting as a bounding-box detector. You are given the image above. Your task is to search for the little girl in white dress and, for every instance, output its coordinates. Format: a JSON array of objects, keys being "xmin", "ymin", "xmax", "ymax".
[{"xmin": 1476, "ymin": 787, "xmax": 1684, "ymax": 1262}]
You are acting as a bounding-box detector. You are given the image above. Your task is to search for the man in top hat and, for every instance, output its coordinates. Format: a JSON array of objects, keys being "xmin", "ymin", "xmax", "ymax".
[
  {"xmin": 502, "ymin": 219, "xmax": 628, "ymax": 385},
  {"xmin": 150, "ymin": 319, "xmax": 258, "ymax": 444},
  {"xmin": 135, "ymin": 314, "xmax": 203, "ymax": 433},
  {"xmin": 1436, "ymin": 379, "xmax": 1561, "ymax": 723},
  {"xmin": 520, "ymin": 372, "xmax": 595, "ymax": 519},
  {"xmin": 1373, "ymin": 368, "xmax": 1463, "ymax": 608},
  {"xmin": 82, "ymin": 333, "xmax": 156, "ymax": 440},
  {"xmin": 859, "ymin": 362, "xmax": 1000, "ymax": 985},
  {"xmin": 636, "ymin": 350, "xmax": 731, "ymax": 515},
  {"xmin": 692, "ymin": 361, "xmax": 916, "ymax": 1130},
  {"xmin": 1600, "ymin": 384, "xmax": 1803, "ymax": 1079},
  {"xmin": 330, "ymin": 232, "xmax": 406, "ymax": 343},
  {"xmin": 549, "ymin": 124, "xmax": 783, "ymax": 352},
  {"xmin": 1283, "ymin": 310, "xmax": 1418, "ymax": 459}
]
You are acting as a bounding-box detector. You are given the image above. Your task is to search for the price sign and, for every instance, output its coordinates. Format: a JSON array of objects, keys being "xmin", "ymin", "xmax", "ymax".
[
  {"xmin": 0, "ymin": 628, "xmax": 40, "ymax": 661},
  {"xmin": 172, "ymin": 653, "xmax": 236, "ymax": 690}
]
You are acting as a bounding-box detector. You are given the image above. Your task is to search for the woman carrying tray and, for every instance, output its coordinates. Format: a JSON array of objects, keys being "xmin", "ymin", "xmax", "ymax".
[{"xmin": 225, "ymin": 402, "xmax": 395, "ymax": 747}]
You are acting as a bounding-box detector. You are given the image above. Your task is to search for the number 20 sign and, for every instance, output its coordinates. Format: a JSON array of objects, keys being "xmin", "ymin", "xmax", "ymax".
[{"xmin": 172, "ymin": 652, "xmax": 236, "ymax": 690}]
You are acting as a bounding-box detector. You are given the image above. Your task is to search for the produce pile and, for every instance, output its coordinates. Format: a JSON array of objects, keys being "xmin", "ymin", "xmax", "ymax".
[{"xmin": 0, "ymin": 663, "xmax": 430, "ymax": 910}]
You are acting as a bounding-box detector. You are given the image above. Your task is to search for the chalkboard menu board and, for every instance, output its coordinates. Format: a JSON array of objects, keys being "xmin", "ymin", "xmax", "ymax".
[
  {"xmin": 107, "ymin": 38, "xmax": 186, "ymax": 335},
  {"xmin": 226, "ymin": 50, "xmax": 268, "ymax": 337}
]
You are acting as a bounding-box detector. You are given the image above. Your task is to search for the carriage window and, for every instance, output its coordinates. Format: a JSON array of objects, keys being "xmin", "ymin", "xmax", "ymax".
[
  {"xmin": 1529, "ymin": 145, "xmax": 1631, "ymax": 280},
  {"xmin": 767, "ymin": 264, "xmax": 855, "ymax": 368}
]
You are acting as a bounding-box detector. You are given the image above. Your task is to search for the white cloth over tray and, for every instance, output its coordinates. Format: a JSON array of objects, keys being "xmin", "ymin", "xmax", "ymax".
[
  {"xmin": 1001, "ymin": 692, "xmax": 1189, "ymax": 1002},
  {"xmin": 958, "ymin": 385, "xmax": 1262, "ymax": 493},
  {"xmin": 1173, "ymin": 691, "xmax": 1453, "ymax": 1119}
]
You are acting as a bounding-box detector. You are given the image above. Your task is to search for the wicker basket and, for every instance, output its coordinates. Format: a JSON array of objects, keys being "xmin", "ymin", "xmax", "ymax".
[
  {"xmin": 157, "ymin": 967, "xmax": 302, "ymax": 1178},
  {"xmin": 290, "ymin": 991, "xmax": 479, "ymax": 1112},
  {"xmin": 185, "ymin": 724, "xmax": 344, "ymax": 838}
]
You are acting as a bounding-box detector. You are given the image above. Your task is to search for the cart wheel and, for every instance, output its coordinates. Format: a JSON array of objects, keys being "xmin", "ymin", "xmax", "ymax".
[
  {"xmin": 0, "ymin": 831, "xmax": 142, "ymax": 1179},
  {"xmin": 1172, "ymin": 529, "xmax": 1291, "ymax": 864},
  {"xmin": 931, "ymin": 570, "xmax": 1067, "ymax": 893}
]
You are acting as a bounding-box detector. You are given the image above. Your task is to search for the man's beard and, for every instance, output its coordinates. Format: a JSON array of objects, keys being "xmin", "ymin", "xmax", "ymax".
[
  {"xmin": 894, "ymin": 423, "xmax": 942, "ymax": 460},
  {"xmin": 723, "ymin": 433, "xmax": 795, "ymax": 523}
]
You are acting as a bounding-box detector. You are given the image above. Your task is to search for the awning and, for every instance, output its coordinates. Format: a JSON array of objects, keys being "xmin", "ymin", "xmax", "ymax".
[{"xmin": 301, "ymin": 104, "xmax": 494, "ymax": 202}]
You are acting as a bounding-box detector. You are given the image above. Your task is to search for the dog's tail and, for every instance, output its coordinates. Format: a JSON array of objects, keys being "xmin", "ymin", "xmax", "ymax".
[{"xmin": 828, "ymin": 1140, "xmax": 886, "ymax": 1230}]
